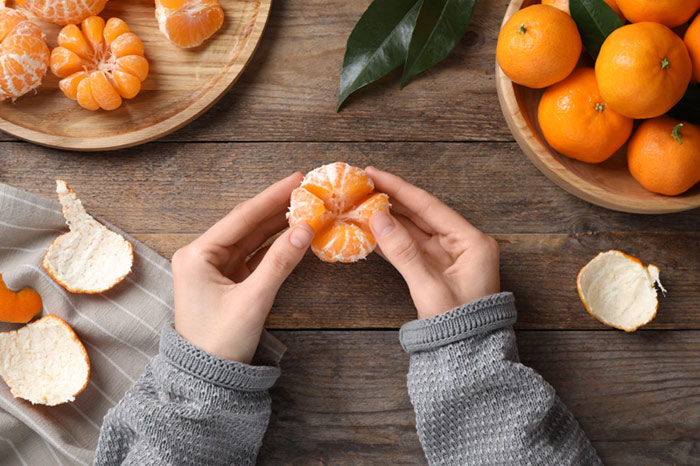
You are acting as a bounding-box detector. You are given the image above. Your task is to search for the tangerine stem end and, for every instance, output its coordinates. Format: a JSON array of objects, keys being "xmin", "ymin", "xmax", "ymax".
[{"xmin": 672, "ymin": 123, "xmax": 684, "ymax": 145}]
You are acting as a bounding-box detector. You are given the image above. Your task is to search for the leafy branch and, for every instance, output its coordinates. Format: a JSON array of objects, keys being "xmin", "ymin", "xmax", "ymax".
[{"xmin": 337, "ymin": 0, "xmax": 477, "ymax": 111}]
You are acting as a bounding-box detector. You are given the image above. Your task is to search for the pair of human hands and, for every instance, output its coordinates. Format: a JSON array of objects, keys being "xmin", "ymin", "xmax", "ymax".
[{"xmin": 172, "ymin": 167, "xmax": 500, "ymax": 364}]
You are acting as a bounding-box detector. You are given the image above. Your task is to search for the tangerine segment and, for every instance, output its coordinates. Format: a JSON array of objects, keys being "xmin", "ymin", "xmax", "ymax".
[
  {"xmin": 155, "ymin": 0, "xmax": 225, "ymax": 49},
  {"xmin": 312, "ymin": 224, "xmax": 375, "ymax": 263},
  {"xmin": 302, "ymin": 162, "xmax": 374, "ymax": 212},
  {"xmin": 16, "ymin": 0, "xmax": 107, "ymax": 26},
  {"xmin": 50, "ymin": 17, "xmax": 149, "ymax": 110},
  {"xmin": 0, "ymin": 8, "xmax": 49, "ymax": 102},
  {"xmin": 288, "ymin": 188, "xmax": 332, "ymax": 233},
  {"xmin": 288, "ymin": 162, "xmax": 390, "ymax": 263}
]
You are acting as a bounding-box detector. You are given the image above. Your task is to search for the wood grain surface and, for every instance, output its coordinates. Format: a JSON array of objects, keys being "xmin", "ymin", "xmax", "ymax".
[
  {"xmin": 259, "ymin": 331, "xmax": 700, "ymax": 465},
  {"xmin": 0, "ymin": 0, "xmax": 698, "ymax": 463},
  {"xmin": 1, "ymin": 142, "xmax": 698, "ymax": 329},
  {"xmin": 0, "ymin": 0, "xmax": 271, "ymax": 149},
  {"xmin": 0, "ymin": 0, "xmax": 515, "ymax": 143}
]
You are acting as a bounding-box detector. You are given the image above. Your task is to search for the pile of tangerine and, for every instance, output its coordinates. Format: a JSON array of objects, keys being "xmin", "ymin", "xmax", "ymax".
[
  {"xmin": 497, "ymin": 1, "xmax": 700, "ymax": 197},
  {"xmin": 0, "ymin": 0, "xmax": 225, "ymax": 110}
]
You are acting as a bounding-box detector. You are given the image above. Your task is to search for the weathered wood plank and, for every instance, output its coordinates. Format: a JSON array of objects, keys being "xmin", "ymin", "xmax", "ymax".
[
  {"xmin": 131, "ymin": 231, "xmax": 699, "ymax": 330},
  {"xmin": 2, "ymin": 142, "xmax": 699, "ymax": 235},
  {"xmin": 150, "ymin": 0, "xmax": 514, "ymax": 142},
  {"xmin": 1, "ymin": 140, "xmax": 697, "ymax": 330},
  {"xmin": 259, "ymin": 330, "xmax": 700, "ymax": 466},
  {"xmin": 0, "ymin": 0, "xmax": 514, "ymax": 143}
]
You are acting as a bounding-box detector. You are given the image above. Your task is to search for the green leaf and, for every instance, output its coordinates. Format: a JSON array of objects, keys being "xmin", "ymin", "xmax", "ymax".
[
  {"xmin": 337, "ymin": 0, "xmax": 422, "ymax": 111},
  {"xmin": 667, "ymin": 84, "xmax": 700, "ymax": 125},
  {"xmin": 400, "ymin": 0, "xmax": 477, "ymax": 87},
  {"xmin": 570, "ymin": 0, "xmax": 623, "ymax": 58}
]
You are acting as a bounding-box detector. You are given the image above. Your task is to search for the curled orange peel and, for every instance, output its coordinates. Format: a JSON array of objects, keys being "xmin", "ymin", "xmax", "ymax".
[{"xmin": 0, "ymin": 273, "xmax": 42, "ymax": 323}]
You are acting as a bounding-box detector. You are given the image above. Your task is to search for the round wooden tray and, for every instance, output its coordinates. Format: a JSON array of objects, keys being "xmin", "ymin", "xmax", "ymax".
[
  {"xmin": 496, "ymin": 0, "xmax": 700, "ymax": 214},
  {"xmin": 0, "ymin": 0, "xmax": 271, "ymax": 151}
]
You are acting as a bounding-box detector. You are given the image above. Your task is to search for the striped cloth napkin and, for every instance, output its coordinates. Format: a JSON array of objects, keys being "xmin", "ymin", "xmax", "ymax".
[{"xmin": 0, "ymin": 182, "xmax": 285, "ymax": 465}]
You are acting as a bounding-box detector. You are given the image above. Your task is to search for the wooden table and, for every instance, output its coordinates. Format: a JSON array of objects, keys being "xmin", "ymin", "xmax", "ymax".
[{"xmin": 3, "ymin": 1, "xmax": 699, "ymax": 464}]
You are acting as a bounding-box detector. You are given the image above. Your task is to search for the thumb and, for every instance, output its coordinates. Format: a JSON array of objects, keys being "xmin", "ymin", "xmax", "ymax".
[
  {"xmin": 248, "ymin": 223, "xmax": 314, "ymax": 294},
  {"xmin": 370, "ymin": 211, "xmax": 432, "ymax": 285}
]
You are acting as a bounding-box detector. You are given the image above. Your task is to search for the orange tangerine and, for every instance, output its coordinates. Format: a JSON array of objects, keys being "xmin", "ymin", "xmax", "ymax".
[
  {"xmin": 16, "ymin": 0, "xmax": 107, "ymax": 26},
  {"xmin": 685, "ymin": 13, "xmax": 700, "ymax": 82},
  {"xmin": 615, "ymin": 0, "xmax": 700, "ymax": 28},
  {"xmin": 0, "ymin": 6, "xmax": 49, "ymax": 102},
  {"xmin": 287, "ymin": 162, "xmax": 390, "ymax": 263},
  {"xmin": 50, "ymin": 16, "xmax": 148, "ymax": 111},
  {"xmin": 542, "ymin": 0, "xmax": 625, "ymax": 21},
  {"xmin": 595, "ymin": 22, "xmax": 692, "ymax": 119},
  {"xmin": 496, "ymin": 4, "xmax": 582, "ymax": 89},
  {"xmin": 155, "ymin": 0, "xmax": 224, "ymax": 48},
  {"xmin": 627, "ymin": 117, "xmax": 700, "ymax": 196},
  {"xmin": 538, "ymin": 67, "xmax": 633, "ymax": 163}
]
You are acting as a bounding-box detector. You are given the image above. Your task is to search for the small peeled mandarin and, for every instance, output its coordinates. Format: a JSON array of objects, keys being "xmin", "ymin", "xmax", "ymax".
[
  {"xmin": 16, "ymin": 0, "xmax": 107, "ymax": 26},
  {"xmin": 50, "ymin": 16, "xmax": 149, "ymax": 111},
  {"xmin": 287, "ymin": 162, "xmax": 390, "ymax": 263},
  {"xmin": 0, "ymin": 7, "xmax": 50, "ymax": 102}
]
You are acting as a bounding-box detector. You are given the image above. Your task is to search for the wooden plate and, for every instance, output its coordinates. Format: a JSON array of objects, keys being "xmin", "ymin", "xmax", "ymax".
[
  {"xmin": 0, "ymin": 0, "xmax": 271, "ymax": 151},
  {"xmin": 496, "ymin": 0, "xmax": 700, "ymax": 214}
]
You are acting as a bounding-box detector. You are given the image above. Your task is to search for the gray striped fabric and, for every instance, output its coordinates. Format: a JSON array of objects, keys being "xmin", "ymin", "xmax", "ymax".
[{"xmin": 0, "ymin": 182, "xmax": 284, "ymax": 466}]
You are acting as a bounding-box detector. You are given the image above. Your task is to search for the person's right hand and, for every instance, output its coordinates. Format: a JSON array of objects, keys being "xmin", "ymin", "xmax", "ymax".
[{"xmin": 366, "ymin": 167, "xmax": 501, "ymax": 320}]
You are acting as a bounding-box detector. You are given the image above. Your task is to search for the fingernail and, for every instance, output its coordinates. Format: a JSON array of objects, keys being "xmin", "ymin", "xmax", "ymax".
[
  {"xmin": 370, "ymin": 211, "xmax": 394, "ymax": 238},
  {"xmin": 289, "ymin": 225, "xmax": 313, "ymax": 249}
]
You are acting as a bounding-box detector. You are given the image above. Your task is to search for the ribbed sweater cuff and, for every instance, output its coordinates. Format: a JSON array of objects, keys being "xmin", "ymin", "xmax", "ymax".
[
  {"xmin": 399, "ymin": 292, "xmax": 517, "ymax": 353},
  {"xmin": 159, "ymin": 326, "xmax": 280, "ymax": 392}
]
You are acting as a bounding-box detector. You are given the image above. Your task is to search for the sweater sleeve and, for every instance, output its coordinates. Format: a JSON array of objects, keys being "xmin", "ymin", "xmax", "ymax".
[
  {"xmin": 94, "ymin": 326, "xmax": 280, "ymax": 466},
  {"xmin": 400, "ymin": 292, "xmax": 603, "ymax": 466}
]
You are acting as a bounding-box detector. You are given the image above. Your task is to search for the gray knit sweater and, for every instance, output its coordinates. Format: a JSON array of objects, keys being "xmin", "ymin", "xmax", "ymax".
[{"xmin": 94, "ymin": 292, "xmax": 603, "ymax": 465}]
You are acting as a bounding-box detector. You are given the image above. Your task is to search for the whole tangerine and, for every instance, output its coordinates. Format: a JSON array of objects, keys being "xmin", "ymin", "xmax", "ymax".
[
  {"xmin": 615, "ymin": 0, "xmax": 700, "ymax": 28},
  {"xmin": 685, "ymin": 13, "xmax": 700, "ymax": 82},
  {"xmin": 538, "ymin": 67, "xmax": 633, "ymax": 163},
  {"xmin": 627, "ymin": 116, "xmax": 700, "ymax": 196},
  {"xmin": 595, "ymin": 22, "xmax": 692, "ymax": 119},
  {"xmin": 542, "ymin": 0, "xmax": 625, "ymax": 21},
  {"xmin": 497, "ymin": 4, "xmax": 582, "ymax": 89}
]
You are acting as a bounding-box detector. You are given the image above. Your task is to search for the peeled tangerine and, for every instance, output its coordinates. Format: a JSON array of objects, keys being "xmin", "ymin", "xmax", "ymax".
[
  {"xmin": 288, "ymin": 162, "xmax": 390, "ymax": 263},
  {"xmin": 0, "ymin": 315, "xmax": 90, "ymax": 406},
  {"xmin": 50, "ymin": 16, "xmax": 149, "ymax": 111},
  {"xmin": 16, "ymin": 0, "xmax": 107, "ymax": 26},
  {"xmin": 0, "ymin": 7, "xmax": 49, "ymax": 102},
  {"xmin": 577, "ymin": 250, "xmax": 665, "ymax": 332},
  {"xmin": 155, "ymin": 0, "xmax": 224, "ymax": 48}
]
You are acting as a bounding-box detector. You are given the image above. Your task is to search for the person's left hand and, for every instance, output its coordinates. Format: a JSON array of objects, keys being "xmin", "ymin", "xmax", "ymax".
[{"xmin": 172, "ymin": 173, "xmax": 314, "ymax": 364}]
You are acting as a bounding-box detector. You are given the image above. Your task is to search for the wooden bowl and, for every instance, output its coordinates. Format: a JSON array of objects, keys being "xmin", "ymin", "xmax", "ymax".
[
  {"xmin": 496, "ymin": 0, "xmax": 700, "ymax": 214},
  {"xmin": 0, "ymin": 0, "xmax": 271, "ymax": 151}
]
